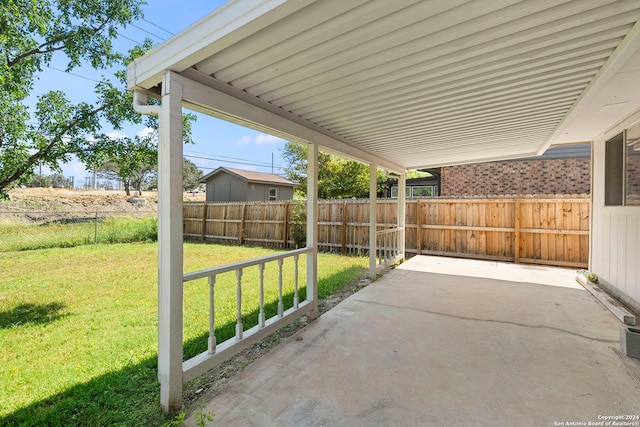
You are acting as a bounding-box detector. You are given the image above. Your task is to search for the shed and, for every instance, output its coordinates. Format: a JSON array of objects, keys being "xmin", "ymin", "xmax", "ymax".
[{"xmin": 200, "ymin": 167, "xmax": 296, "ymax": 202}]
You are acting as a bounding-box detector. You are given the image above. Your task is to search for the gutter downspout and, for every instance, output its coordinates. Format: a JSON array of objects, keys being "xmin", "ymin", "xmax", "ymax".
[{"xmin": 132, "ymin": 90, "xmax": 161, "ymax": 116}]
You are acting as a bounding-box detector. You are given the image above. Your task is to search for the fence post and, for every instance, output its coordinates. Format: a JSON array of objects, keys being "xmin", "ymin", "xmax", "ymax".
[
  {"xmin": 416, "ymin": 200, "xmax": 422, "ymax": 255},
  {"xmin": 341, "ymin": 199, "xmax": 348, "ymax": 254},
  {"xmin": 239, "ymin": 203, "xmax": 247, "ymax": 245},
  {"xmin": 398, "ymin": 174, "xmax": 406, "ymax": 259},
  {"xmin": 514, "ymin": 199, "xmax": 521, "ymax": 264},
  {"xmin": 201, "ymin": 203, "xmax": 208, "ymax": 241},
  {"xmin": 369, "ymin": 163, "xmax": 378, "ymax": 279},
  {"xmin": 283, "ymin": 201, "xmax": 290, "ymax": 248},
  {"xmin": 94, "ymin": 211, "xmax": 98, "ymax": 244}
]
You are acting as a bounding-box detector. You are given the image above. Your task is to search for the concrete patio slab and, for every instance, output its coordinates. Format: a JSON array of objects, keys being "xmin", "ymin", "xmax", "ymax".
[{"xmin": 187, "ymin": 256, "xmax": 640, "ymax": 426}]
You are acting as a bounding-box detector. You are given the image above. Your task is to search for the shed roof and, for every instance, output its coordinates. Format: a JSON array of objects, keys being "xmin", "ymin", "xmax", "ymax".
[
  {"xmin": 201, "ymin": 167, "xmax": 297, "ymax": 186},
  {"xmin": 128, "ymin": 0, "xmax": 640, "ymax": 170}
]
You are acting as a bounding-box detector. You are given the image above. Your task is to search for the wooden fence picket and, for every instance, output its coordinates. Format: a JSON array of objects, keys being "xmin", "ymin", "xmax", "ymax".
[{"xmin": 183, "ymin": 196, "xmax": 590, "ymax": 268}]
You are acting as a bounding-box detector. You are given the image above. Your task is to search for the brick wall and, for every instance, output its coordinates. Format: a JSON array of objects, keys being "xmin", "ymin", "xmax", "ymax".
[{"xmin": 440, "ymin": 157, "xmax": 590, "ymax": 197}]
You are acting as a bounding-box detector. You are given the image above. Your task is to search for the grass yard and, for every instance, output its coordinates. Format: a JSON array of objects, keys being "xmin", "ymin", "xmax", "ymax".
[
  {"xmin": 0, "ymin": 216, "xmax": 158, "ymax": 252},
  {"xmin": 0, "ymin": 242, "xmax": 368, "ymax": 426}
]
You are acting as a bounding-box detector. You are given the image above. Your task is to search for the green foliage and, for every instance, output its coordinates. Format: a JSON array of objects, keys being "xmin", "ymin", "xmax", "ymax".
[
  {"xmin": 290, "ymin": 197, "xmax": 306, "ymax": 248},
  {"xmin": 194, "ymin": 404, "xmax": 215, "ymax": 427},
  {"xmin": 24, "ymin": 173, "xmax": 73, "ymax": 188},
  {"xmin": 101, "ymin": 216, "xmax": 157, "ymax": 243},
  {"xmin": 405, "ymin": 169, "xmax": 431, "ymax": 179},
  {"xmin": 89, "ymin": 136, "xmax": 158, "ymax": 196},
  {"xmin": 578, "ymin": 270, "xmax": 599, "ymax": 284},
  {"xmin": 162, "ymin": 411, "xmax": 186, "ymax": 427},
  {"xmin": 0, "ymin": 0, "xmax": 147, "ymax": 198},
  {"xmin": 281, "ymin": 141, "xmax": 388, "ymax": 199},
  {"xmin": 81, "ymin": 42, "xmax": 197, "ymax": 196},
  {"xmin": 183, "ymin": 158, "xmax": 204, "ymax": 191}
]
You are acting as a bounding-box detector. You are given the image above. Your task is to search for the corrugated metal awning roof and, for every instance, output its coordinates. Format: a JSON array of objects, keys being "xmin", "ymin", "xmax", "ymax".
[{"xmin": 128, "ymin": 0, "xmax": 640, "ymax": 170}]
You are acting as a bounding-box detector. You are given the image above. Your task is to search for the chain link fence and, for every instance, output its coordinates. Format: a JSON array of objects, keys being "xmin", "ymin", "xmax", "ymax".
[{"xmin": 0, "ymin": 210, "xmax": 158, "ymax": 252}]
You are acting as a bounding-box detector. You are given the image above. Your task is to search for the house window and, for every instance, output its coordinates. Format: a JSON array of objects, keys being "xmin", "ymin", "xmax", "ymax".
[
  {"xmin": 268, "ymin": 187, "xmax": 277, "ymax": 201},
  {"xmin": 391, "ymin": 185, "xmax": 439, "ymax": 198},
  {"xmin": 412, "ymin": 186, "xmax": 433, "ymax": 197},
  {"xmin": 627, "ymin": 123, "xmax": 640, "ymax": 205},
  {"xmin": 390, "ymin": 186, "xmax": 411, "ymax": 198},
  {"xmin": 605, "ymin": 132, "xmax": 624, "ymax": 206},
  {"xmin": 605, "ymin": 122, "xmax": 640, "ymax": 206}
]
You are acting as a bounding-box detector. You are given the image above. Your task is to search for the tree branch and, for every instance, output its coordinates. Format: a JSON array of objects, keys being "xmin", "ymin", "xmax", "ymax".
[
  {"xmin": 7, "ymin": 19, "xmax": 111, "ymax": 68},
  {"xmin": 0, "ymin": 103, "xmax": 109, "ymax": 190}
]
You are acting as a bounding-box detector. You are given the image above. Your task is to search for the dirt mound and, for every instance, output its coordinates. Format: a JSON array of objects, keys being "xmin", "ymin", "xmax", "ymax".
[{"xmin": 1, "ymin": 188, "xmax": 162, "ymax": 214}]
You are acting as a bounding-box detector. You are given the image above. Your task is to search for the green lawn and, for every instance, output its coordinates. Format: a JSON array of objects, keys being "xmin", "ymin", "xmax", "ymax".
[
  {"xmin": 0, "ymin": 216, "xmax": 158, "ymax": 252},
  {"xmin": 0, "ymin": 242, "xmax": 367, "ymax": 426}
]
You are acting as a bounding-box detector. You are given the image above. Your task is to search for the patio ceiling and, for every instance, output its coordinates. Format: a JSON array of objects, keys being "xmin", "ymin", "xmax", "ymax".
[{"xmin": 127, "ymin": 0, "xmax": 640, "ymax": 170}]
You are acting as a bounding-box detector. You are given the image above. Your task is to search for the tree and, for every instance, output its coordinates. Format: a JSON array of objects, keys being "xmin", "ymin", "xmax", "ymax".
[
  {"xmin": 281, "ymin": 141, "xmax": 388, "ymax": 199},
  {"xmin": 281, "ymin": 141, "xmax": 330, "ymax": 197},
  {"xmin": 182, "ymin": 158, "xmax": 203, "ymax": 191},
  {"xmin": 0, "ymin": 0, "xmax": 146, "ymax": 198},
  {"xmin": 145, "ymin": 158, "xmax": 203, "ymax": 192},
  {"xmin": 90, "ymin": 135, "xmax": 157, "ymax": 196},
  {"xmin": 406, "ymin": 169, "xmax": 431, "ymax": 179},
  {"xmin": 49, "ymin": 173, "xmax": 73, "ymax": 188},
  {"xmin": 22, "ymin": 172, "xmax": 73, "ymax": 188}
]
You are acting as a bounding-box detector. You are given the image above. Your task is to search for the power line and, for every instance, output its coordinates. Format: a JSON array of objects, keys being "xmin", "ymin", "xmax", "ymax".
[
  {"xmin": 184, "ymin": 151, "xmax": 286, "ymax": 169},
  {"xmin": 45, "ymin": 66, "xmax": 101, "ymax": 83},
  {"xmin": 129, "ymin": 23, "xmax": 166, "ymax": 41},
  {"xmin": 117, "ymin": 32, "xmax": 143, "ymax": 45},
  {"xmin": 141, "ymin": 18, "xmax": 175, "ymax": 36},
  {"xmin": 184, "ymin": 154, "xmax": 287, "ymax": 171},
  {"xmin": 185, "ymin": 153, "xmax": 287, "ymax": 169}
]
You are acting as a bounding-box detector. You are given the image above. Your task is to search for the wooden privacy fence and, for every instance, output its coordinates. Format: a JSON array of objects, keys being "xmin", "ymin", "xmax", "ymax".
[{"xmin": 184, "ymin": 196, "xmax": 590, "ymax": 268}]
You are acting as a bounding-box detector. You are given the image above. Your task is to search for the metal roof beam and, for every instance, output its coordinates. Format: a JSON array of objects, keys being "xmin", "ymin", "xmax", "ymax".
[{"xmin": 177, "ymin": 69, "xmax": 404, "ymax": 173}]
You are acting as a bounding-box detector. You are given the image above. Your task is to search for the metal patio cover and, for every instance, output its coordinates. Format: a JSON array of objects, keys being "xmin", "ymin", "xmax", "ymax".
[{"xmin": 127, "ymin": 0, "xmax": 640, "ymax": 170}]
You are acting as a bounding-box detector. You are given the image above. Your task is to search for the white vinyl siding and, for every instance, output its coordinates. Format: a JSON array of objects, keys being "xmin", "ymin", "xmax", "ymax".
[{"xmin": 591, "ymin": 112, "xmax": 640, "ymax": 312}]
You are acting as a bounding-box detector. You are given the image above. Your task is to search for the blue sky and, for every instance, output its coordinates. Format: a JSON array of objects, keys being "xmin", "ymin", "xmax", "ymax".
[{"xmin": 33, "ymin": 0, "xmax": 290, "ymax": 183}]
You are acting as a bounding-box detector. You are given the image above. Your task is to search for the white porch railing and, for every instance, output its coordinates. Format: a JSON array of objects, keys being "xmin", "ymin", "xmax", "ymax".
[
  {"xmin": 181, "ymin": 247, "xmax": 313, "ymax": 383},
  {"xmin": 375, "ymin": 227, "xmax": 404, "ymax": 273}
]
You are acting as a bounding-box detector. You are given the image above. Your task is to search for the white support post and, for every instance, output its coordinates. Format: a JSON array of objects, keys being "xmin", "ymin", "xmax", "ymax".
[
  {"xmin": 306, "ymin": 143, "xmax": 318, "ymax": 320},
  {"xmin": 398, "ymin": 172, "xmax": 406, "ymax": 260},
  {"xmin": 369, "ymin": 163, "xmax": 377, "ymax": 279},
  {"xmin": 157, "ymin": 71, "xmax": 184, "ymax": 413}
]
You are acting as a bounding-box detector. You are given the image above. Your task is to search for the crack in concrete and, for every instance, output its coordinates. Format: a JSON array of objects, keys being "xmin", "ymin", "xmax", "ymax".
[{"xmin": 351, "ymin": 298, "xmax": 619, "ymax": 344}]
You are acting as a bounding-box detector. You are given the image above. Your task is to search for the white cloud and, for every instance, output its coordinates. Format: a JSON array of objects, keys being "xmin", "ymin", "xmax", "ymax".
[
  {"xmin": 255, "ymin": 134, "xmax": 285, "ymax": 145},
  {"xmin": 137, "ymin": 127, "xmax": 154, "ymax": 138},
  {"xmin": 106, "ymin": 130, "xmax": 127, "ymax": 140},
  {"xmin": 236, "ymin": 133, "xmax": 285, "ymax": 146},
  {"xmin": 236, "ymin": 135, "xmax": 253, "ymax": 146},
  {"xmin": 103, "ymin": 128, "xmax": 155, "ymax": 141}
]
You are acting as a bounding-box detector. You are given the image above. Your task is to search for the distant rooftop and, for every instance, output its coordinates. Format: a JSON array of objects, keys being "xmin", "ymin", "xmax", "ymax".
[
  {"xmin": 201, "ymin": 167, "xmax": 297, "ymax": 186},
  {"xmin": 522, "ymin": 143, "xmax": 591, "ymax": 160}
]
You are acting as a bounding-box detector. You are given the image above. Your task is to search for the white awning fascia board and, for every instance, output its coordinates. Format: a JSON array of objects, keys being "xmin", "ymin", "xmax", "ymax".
[
  {"xmin": 404, "ymin": 152, "xmax": 536, "ymax": 169},
  {"xmin": 178, "ymin": 69, "xmax": 405, "ymax": 173},
  {"xmin": 127, "ymin": 0, "xmax": 313, "ymax": 91}
]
